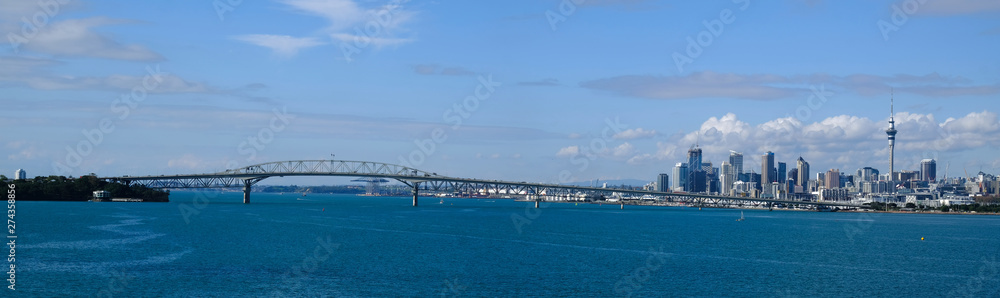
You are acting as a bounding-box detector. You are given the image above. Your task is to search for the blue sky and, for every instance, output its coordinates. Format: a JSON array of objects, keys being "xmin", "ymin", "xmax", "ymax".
[{"xmin": 2, "ymin": 0, "xmax": 999, "ymax": 185}]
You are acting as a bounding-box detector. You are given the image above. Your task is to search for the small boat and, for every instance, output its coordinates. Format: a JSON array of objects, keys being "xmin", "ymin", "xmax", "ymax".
[
  {"xmin": 439, "ymin": 198, "xmax": 444, "ymax": 204},
  {"xmin": 736, "ymin": 211, "xmax": 745, "ymax": 221}
]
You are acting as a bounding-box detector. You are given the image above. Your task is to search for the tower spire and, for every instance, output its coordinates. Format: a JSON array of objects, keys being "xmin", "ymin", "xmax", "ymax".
[{"xmin": 885, "ymin": 89, "xmax": 898, "ymax": 187}]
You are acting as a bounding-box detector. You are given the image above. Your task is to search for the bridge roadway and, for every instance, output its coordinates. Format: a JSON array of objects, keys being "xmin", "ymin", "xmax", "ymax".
[{"xmin": 101, "ymin": 160, "xmax": 862, "ymax": 209}]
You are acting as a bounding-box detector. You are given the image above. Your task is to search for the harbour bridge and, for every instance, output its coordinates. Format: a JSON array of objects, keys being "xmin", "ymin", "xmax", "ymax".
[{"xmin": 101, "ymin": 160, "xmax": 862, "ymax": 209}]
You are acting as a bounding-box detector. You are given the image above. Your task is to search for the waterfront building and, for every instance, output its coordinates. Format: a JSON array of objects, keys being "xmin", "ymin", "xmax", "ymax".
[
  {"xmin": 688, "ymin": 147, "xmax": 703, "ymax": 173},
  {"xmin": 729, "ymin": 151, "xmax": 743, "ymax": 176},
  {"xmin": 15, "ymin": 169, "xmax": 25, "ymax": 180},
  {"xmin": 673, "ymin": 163, "xmax": 688, "ymax": 192},
  {"xmin": 761, "ymin": 151, "xmax": 775, "ymax": 185},
  {"xmin": 721, "ymin": 162, "xmax": 734, "ymax": 196},
  {"xmin": 796, "ymin": 157, "xmax": 809, "ymax": 188},
  {"xmin": 824, "ymin": 169, "xmax": 840, "ymax": 189},
  {"xmin": 858, "ymin": 167, "xmax": 879, "ymax": 182},
  {"xmin": 787, "ymin": 168, "xmax": 799, "ymax": 190},
  {"xmin": 657, "ymin": 174, "xmax": 670, "ymax": 192},
  {"xmin": 820, "ymin": 188, "xmax": 850, "ymax": 201},
  {"xmin": 921, "ymin": 159, "xmax": 936, "ymax": 182},
  {"xmin": 777, "ymin": 162, "xmax": 787, "ymax": 184}
]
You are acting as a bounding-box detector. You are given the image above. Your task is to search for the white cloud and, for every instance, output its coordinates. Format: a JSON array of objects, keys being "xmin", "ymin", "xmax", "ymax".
[
  {"xmin": 580, "ymin": 71, "xmax": 1000, "ymax": 100},
  {"xmin": 556, "ymin": 146, "xmax": 580, "ymax": 157},
  {"xmin": 5, "ymin": 141, "xmax": 40, "ymax": 161},
  {"xmin": 613, "ymin": 128, "xmax": 657, "ymax": 140},
  {"xmin": 0, "ymin": 56, "xmax": 214, "ymax": 93},
  {"xmin": 329, "ymin": 33, "xmax": 414, "ymax": 48},
  {"xmin": 916, "ymin": 0, "xmax": 1000, "ymax": 16},
  {"xmin": 243, "ymin": 0, "xmax": 417, "ymax": 56},
  {"xmin": 624, "ymin": 111, "xmax": 1000, "ymax": 174},
  {"xmin": 410, "ymin": 64, "xmax": 476, "ymax": 76},
  {"xmin": 613, "ymin": 142, "xmax": 636, "ymax": 158},
  {"xmin": 6, "ymin": 16, "xmax": 162, "ymax": 61},
  {"xmin": 167, "ymin": 154, "xmax": 208, "ymax": 171},
  {"xmin": 233, "ymin": 35, "xmax": 324, "ymax": 57}
]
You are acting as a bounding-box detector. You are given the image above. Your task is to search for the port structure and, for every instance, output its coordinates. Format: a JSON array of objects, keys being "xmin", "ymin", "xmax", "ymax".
[
  {"xmin": 351, "ymin": 177, "xmax": 389, "ymax": 196},
  {"xmin": 102, "ymin": 159, "xmax": 862, "ymax": 209}
]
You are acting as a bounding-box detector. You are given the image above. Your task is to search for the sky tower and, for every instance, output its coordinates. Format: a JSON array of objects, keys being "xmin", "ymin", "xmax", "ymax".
[{"xmin": 886, "ymin": 91, "xmax": 898, "ymax": 183}]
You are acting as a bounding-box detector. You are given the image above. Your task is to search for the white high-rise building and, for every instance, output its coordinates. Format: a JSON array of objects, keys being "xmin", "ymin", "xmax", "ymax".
[
  {"xmin": 721, "ymin": 161, "xmax": 734, "ymax": 196},
  {"xmin": 15, "ymin": 169, "xmax": 26, "ymax": 180},
  {"xmin": 729, "ymin": 151, "xmax": 744, "ymax": 176},
  {"xmin": 672, "ymin": 163, "xmax": 688, "ymax": 192}
]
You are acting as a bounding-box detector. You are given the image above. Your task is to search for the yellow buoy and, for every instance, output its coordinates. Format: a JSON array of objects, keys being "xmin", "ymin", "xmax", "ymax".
[{"xmin": 921, "ymin": 237, "xmax": 925, "ymax": 241}]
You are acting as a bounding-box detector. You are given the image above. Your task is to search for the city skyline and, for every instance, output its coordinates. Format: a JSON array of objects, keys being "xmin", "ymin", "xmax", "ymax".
[{"xmin": 2, "ymin": 0, "xmax": 1000, "ymax": 185}]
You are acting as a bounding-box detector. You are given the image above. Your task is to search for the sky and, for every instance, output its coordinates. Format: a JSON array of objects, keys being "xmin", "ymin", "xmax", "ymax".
[{"xmin": 1, "ymin": 0, "xmax": 999, "ymax": 186}]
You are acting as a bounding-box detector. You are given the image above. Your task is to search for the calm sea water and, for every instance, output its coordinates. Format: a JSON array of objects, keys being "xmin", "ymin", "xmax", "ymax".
[{"xmin": 15, "ymin": 191, "xmax": 1000, "ymax": 297}]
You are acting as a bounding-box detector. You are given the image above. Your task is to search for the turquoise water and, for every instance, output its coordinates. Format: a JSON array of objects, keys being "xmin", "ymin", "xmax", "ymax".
[{"xmin": 15, "ymin": 191, "xmax": 1000, "ymax": 297}]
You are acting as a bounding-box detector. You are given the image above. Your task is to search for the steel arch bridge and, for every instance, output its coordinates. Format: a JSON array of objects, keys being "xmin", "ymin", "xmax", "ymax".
[{"xmin": 101, "ymin": 159, "xmax": 862, "ymax": 209}]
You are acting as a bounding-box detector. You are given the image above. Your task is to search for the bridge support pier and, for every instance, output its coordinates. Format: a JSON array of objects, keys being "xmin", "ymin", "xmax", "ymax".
[
  {"xmin": 535, "ymin": 200, "xmax": 539, "ymax": 209},
  {"xmin": 243, "ymin": 180, "xmax": 252, "ymax": 204},
  {"xmin": 412, "ymin": 182, "xmax": 419, "ymax": 207}
]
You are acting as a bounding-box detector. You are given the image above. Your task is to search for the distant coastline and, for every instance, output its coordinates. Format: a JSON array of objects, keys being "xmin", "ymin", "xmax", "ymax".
[{"xmin": 3, "ymin": 175, "xmax": 168, "ymax": 202}]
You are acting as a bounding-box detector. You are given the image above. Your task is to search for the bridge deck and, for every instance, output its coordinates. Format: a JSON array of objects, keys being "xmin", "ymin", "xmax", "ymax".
[{"xmin": 101, "ymin": 160, "xmax": 862, "ymax": 208}]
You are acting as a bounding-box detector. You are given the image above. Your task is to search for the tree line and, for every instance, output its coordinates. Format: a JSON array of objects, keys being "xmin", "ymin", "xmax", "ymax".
[{"xmin": 1, "ymin": 175, "xmax": 169, "ymax": 202}]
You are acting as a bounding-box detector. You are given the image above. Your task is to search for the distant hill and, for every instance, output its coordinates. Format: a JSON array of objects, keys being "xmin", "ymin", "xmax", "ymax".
[{"xmin": 564, "ymin": 179, "xmax": 651, "ymax": 187}]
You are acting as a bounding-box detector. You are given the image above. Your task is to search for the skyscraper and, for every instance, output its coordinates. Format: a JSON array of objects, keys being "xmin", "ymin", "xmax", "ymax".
[
  {"xmin": 14, "ymin": 169, "xmax": 25, "ymax": 180},
  {"xmin": 761, "ymin": 151, "xmax": 775, "ymax": 185},
  {"xmin": 688, "ymin": 146, "xmax": 703, "ymax": 173},
  {"xmin": 657, "ymin": 173, "xmax": 670, "ymax": 192},
  {"xmin": 825, "ymin": 169, "xmax": 841, "ymax": 189},
  {"xmin": 787, "ymin": 168, "xmax": 799, "ymax": 191},
  {"xmin": 921, "ymin": 159, "xmax": 937, "ymax": 182},
  {"xmin": 886, "ymin": 92, "xmax": 898, "ymax": 181},
  {"xmin": 729, "ymin": 151, "xmax": 743, "ymax": 176},
  {"xmin": 721, "ymin": 161, "xmax": 734, "ymax": 196},
  {"xmin": 858, "ymin": 167, "xmax": 879, "ymax": 182},
  {"xmin": 796, "ymin": 157, "xmax": 809, "ymax": 187},
  {"xmin": 672, "ymin": 163, "xmax": 688, "ymax": 192},
  {"xmin": 777, "ymin": 162, "xmax": 787, "ymax": 183}
]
